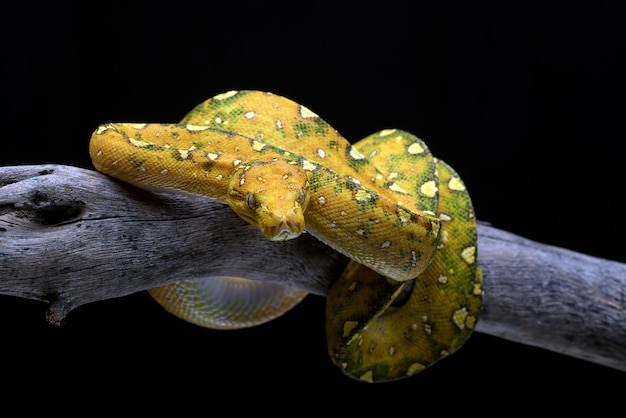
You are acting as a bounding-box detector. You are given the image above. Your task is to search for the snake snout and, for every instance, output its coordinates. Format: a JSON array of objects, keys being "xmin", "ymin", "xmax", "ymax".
[{"xmin": 267, "ymin": 216, "xmax": 304, "ymax": 241}]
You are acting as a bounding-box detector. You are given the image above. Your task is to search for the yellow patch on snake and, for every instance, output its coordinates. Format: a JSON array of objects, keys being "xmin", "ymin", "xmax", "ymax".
[{"xmin": 343, "ymin": 321, "xmax": 359, "ymax": 337}]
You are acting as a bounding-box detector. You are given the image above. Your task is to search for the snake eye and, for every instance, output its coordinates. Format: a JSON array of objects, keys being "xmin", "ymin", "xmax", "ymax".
[
  {"xmin": 297, "ymin": 188, "xmax": 307, "ymax": 206},
  {"xmin": 245, "ymin": 193, "xmax": 257, "ymax": 210}
]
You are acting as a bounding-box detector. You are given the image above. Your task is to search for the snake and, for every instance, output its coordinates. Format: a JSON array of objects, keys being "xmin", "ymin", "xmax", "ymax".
[{"xmin": 89, "ymin": 90, "xmax": 483, "ymax": 382}]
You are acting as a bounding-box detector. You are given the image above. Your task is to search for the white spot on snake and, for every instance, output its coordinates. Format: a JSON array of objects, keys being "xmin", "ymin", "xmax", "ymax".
[
  {"xmin": 349, "ymin": 147, "xmax": 365, "ymax": 160},
  {"xmin": 359, "ymin": 371, "xmax": 374, "ymax": 383},
  {"xmin": 244, "ymin": 111, "xmax": 256, "ymax": 120},
  {"xmin": 388, "ymin": 346, "xmax": 396, "ymax": 356},
  {"xmin": 214, "ymin": 90, "xmax": 238, "ymax": 100},
  {"xmin": 406, "ymin": 363, "xmax": 426, "ymax": 376},
  {"xmin": 439, "ymin": 213, "xmax": 452, "ymax": 222},
  {"xmin": 466, "ymin": 315, "xmax": 477, "ymax": 329},
  {"xmin": 453, "ymin": 308, "xmax": 469, "ymax": 330},
  {"xmin": 317, "ymin": 195, "xmax": 326, "ymax": 206},
  {"xmin": 437, "ymin": 274, "xmax": 448, "ymax": 284},
  {"xmin": 389, "ymin": 182, "xmax": 409, "ymax": 194},
  {"xmin": 378, "ymin": 129, "xmax": 396, "ymax": 137},
  {"xmin": 251, "ymin": 140, "xmax": 265, "ymax": 152},
  {"xmin": 407, "ymin": 142, "xmax": 425, "ymax": 155},
  {"xmin": 160, "ymin": 169, "xmax": 168, "ymax": 175},
  {"xmin": 215, "ymin": 174, "xmax": 223, "ymax": 180},
  {"xmin": 461, "ymin": 246, "xmax": 476, "ymax": 264},
  {"xmin": 129, "ymin": 123, "xmax": 147, "ymax": 129},
  {"xmin": 96, "ymin": 124, "xmax": 113, "ymax": 134},
  {"xmin": 206, "ymin": 152, "xmax": 219, "ymax": 161},
  {"xmin": 419, "ymin": 180, "xmax": 438, "ymax": 198},
  {"xmin": 473, "ymin": 283, "xmax": 483, "ymax": 296},
  {"xmin": 214, "ymin": 116, "xmax": 223, "ymax": 124},
  {"xmin": 448, "ymin": 176, "xmax": 466, "ymax": 191},
  {"xmin": 301, "ymin": 159, "xmax": 317, "ymax": 171},
  {"xmin": 128, "ymin": 137, "xmax": 152, "ymax": 148},
  {"xmin": 381, "ymin": 241, "xmax": 391, "ymax": 249},
  {"xmin": 275, "ymin": 119, "xmax": 283, "ymax": 129},
  {"xmin": 233, "ymin": 159, "xmax": 242, "ymax": 167},
  {"xmin": 177, "ymin": 147, "xmax": 196, "ymax": 160},
  {"xmin": 299, "ymin": 105, "xmax": 318, "ymax": 119},
  {"xmin": 186, "ymin": 124, "xmax": 211, "ymax": 132},
  {"xmin": 317, "ymin": 148, "xmax": 326, "ymax": 159}
]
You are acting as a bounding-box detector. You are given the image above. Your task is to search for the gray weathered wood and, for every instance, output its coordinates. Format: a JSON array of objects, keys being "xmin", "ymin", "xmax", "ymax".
[{"xmin": 1, "ymin": 164, "xmax": 625, "ymax": 372}]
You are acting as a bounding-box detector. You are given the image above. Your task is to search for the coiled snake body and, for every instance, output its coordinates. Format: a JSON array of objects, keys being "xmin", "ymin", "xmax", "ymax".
[{"xmin": 89, "ymin": 90, "xmax": 482, "ymax": 382}]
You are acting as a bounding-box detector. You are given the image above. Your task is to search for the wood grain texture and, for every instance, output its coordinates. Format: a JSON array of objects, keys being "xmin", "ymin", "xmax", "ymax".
[{"xmin": 1, "ymin": 164, "xmax": 625, "ymax": 371}]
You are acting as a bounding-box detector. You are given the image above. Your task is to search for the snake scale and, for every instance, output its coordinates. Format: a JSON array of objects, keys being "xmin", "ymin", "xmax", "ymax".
[{"xmin": 89, "ymin": 90, "xmax": 483, "ymax": 382}]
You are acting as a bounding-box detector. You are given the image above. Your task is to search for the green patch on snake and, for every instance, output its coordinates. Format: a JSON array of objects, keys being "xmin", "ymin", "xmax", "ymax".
[
  {"xmin": 127, "ymin": 154, "xmax": 146, "ymax": 168},
  {"xmin": 327, "ymin": 140, "xmax": 341, "ymax": 152},
  {"xmin": 293, "ymin": 118, "xmax": 330, "ymax": 139}
]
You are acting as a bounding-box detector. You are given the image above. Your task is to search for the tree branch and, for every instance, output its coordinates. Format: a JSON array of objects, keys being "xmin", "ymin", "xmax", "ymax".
[{"xmin": 1, "ymin": 164, "xmax": 624, "ymax": 372}]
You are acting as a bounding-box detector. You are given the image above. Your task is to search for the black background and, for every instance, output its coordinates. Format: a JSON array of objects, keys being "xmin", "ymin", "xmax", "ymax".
[{"xmin": 2, "ymin": 1, "xmax": 624, "ymax": 411}]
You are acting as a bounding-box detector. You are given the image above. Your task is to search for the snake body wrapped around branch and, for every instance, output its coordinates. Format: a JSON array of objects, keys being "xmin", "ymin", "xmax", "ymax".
[{"xmin": 89, "ymin": 90, "xmax": 482, "ymax": 382}]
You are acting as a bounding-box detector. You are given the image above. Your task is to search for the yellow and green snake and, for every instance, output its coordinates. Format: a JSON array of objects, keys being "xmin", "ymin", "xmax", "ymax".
[{"xmin": 89, "ymin": 90, "xmax": 483, "ymax": 382}]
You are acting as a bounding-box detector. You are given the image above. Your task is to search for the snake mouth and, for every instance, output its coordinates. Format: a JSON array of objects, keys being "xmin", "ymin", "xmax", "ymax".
[{"xmin": 266, "ymin": 217, "xmax": 304, "ymax": 241}]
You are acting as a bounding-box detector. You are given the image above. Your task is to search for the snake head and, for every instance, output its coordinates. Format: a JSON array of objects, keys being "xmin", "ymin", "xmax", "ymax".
[{"xmin": 227, "ymin": 159, "xmax": 310, "ymax": 241}]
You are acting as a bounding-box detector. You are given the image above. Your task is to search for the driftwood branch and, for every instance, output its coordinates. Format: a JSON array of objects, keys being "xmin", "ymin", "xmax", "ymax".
[{"xmin": 1, "ymin": 164, "xmax": 625, "ymax": 372}]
